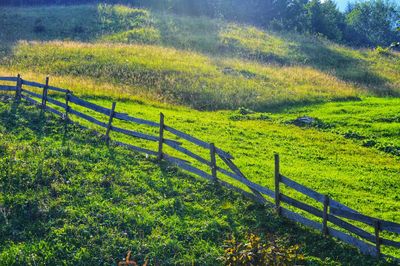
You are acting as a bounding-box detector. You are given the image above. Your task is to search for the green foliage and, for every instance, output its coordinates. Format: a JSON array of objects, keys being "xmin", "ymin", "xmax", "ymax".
[
  {"xmin": 375, "ymin": 45, "xmax": 392, "ymax": 56},
  {"xmin": 270, "ymin": 0, "xmax": 310, "ymax": 32},
  {"xmin": 305, "ymin": 0, "xmax": 345, "ymax": 41},
  {"xmin": 345, "ymin": 0, "xmax": 400, "ymax": 47},
  {"xmin": 221, "ymin": 233, "xmax": 304, "ymax": 266},
  {"xmin": 98, "ymin": 4, "xmax": 157, "ymax": 36},
  {"xmin": 1, "ymin": 5, "xmax": 400, "ymax": 111},
  {"xmin": 1, "ymin": 0, "xmax": 399, "ymax": 47}
]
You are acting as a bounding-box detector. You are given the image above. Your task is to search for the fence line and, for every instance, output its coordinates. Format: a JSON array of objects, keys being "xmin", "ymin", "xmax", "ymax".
[{"xmin": 0, "ymin": 74, "xmax": 399, "ymax": 261}]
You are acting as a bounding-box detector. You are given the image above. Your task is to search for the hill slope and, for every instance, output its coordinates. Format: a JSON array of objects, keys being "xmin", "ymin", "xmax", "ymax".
[
  {"xmin": 0, "ymin": 97, "xmax": 390, "ymax": 265},
  {"xmin": 0, "ymin": 3, "xmax": 400, "ymax": 263},
  {"xmin": 0, "ymin": 5, "xmax": 399, "ymax": 110}
]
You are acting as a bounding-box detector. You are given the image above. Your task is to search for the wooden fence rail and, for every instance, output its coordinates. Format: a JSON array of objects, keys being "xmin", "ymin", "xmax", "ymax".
[
  {"xmin": 274, "ymin": 154, "xmax": 400, "ymax": 260},
  {"xmin": 0, "ymin": 74, "xmax": 399, "ymax": 262}
]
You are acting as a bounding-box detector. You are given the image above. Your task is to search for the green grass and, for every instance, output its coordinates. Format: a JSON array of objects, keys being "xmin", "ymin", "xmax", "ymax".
[
  {"xmin": 2, "ymin": 72, "xmax": 399, "ymax": 229},
  {"xmin": 0, "ymin": 97, "xmax": 258, "ymax": 265},
  {"xmin": 0, "ymin": 60, "xmax": 399, "ymax": 258},
  {"xmin": 271, "ymin": 97, "xmax": 400, "ymax": 156},
  {"xmin": 2, "ymin": 41, "xmax": 360, "ymax": 111},
  {"xmin": 1, "ymin": 97, "xmax": 394, "ymax": 265},
  {"xmin": 0, "ymin": 3, "xmax": 400, "ymax": 263}
]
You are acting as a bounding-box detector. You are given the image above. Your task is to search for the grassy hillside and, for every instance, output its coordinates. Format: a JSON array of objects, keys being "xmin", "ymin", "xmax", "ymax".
[
  {"xmin": 0, "ymin": 5, "xmax": 399, "ymax": 111},
  {"xmin": 1, "ymin": 71, "xmax": 399, "ymax": 250},
  {"xmin": 0, "ymin": 3, "xmax": 400, "ymax": 263},
  {"xmin": 0, "ymin": 97, "xmax": 391, "ymax": 265}
]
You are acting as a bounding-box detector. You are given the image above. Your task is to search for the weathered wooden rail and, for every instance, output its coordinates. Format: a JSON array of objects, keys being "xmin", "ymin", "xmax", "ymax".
[{"xmin": 1, "ymin": 74, "xmax": 399, "ymax": 261}]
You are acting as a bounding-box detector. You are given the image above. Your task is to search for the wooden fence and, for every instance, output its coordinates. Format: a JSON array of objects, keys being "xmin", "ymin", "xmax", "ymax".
[{"xmin": 1, "ymin": 74, "xmax": 400, "ymax": 261}]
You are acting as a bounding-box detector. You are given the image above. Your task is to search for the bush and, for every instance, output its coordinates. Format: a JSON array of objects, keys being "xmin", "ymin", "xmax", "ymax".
[
  {"xmin": 221, "ymin": 233, "xmax": 304, "ymax": 266},
  {"xmin": 375, "ymin": 46, "xmax": 392, "ymax": 56}
]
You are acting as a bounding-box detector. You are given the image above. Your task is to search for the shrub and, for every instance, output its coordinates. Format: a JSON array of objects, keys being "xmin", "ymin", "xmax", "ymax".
[
  {"xmin": 374, "ymin": 46, "xmax": 392, "ymax": 56},
  {"xmin": 238, "ymin": 107, "xmax": 254, "ymax": 115},
  {"xmin": 221, "ymin": 233, "xmax": 304, "ymax": 266}
]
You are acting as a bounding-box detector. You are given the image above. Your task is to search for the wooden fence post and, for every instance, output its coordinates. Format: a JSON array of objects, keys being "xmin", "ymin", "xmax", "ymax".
[
  {"xmin": 374, "ymin": 220, "xmax": 381, "ymax": 257},
  {"xmin": 105, "ymin": 102, "xmax": 116, "ymax": 142},
  {"xmin": 41, "ymin": 76, "xmax": 49, "ymax": 109},
  {"xmin": 64, "ymin": 91, "xmax": 71, "ymax": 121},
  {"xmin": 274, "ymin": 153, "xmax": 281, "ymax": 215},
  {"xmin": 15, "ymin": 74, "xmax": 22, "ymax": 100},
  {"xmin": 210, "ymin": 143, "xmax": 217, "ymax": 181},
  {"xmin": 158, "ymin": 112, "xmax": 164, "ymax": 160},
  {"xmin": 322, "ymin": 195, "xmax": 329, "ymax": 236}
]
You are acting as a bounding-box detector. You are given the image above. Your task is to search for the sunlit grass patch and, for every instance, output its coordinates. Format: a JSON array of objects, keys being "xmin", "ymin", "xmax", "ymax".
[
  {"xmin": 2, "ymin": 41, "xmax": 362, "ymax": 111},
  {"xmin": 1, "ymin": 4, "xmax": 399, "ymax": 111}
]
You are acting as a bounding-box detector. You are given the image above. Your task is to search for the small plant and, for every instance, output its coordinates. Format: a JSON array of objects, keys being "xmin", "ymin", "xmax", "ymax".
[
  {"xmin": 238, "ymin": 107, "xmax": 254, "ymax": 115},
  {"xmin": 291, "ymin": 116, "xmax": 332, "ymax": 129},
  {"xmin": 221, "ymin": 233, "xmax": 304, "ymax": 266},
  {"xmin": 374, "ymin": 46, "xmax": 391, "ymax": 56}
]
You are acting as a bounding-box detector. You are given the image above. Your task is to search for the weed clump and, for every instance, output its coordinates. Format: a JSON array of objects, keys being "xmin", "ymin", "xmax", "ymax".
[
  {"xmin": 221, "ymin": 233, "xmax": 304, "ymax": 266},
  {"xmin": 229, "ymin": 107, "xmax": 271, "ymax": 121},
  {"xmin": 291, "ymin": 116, "xmax": 332, "ymax": 129}
]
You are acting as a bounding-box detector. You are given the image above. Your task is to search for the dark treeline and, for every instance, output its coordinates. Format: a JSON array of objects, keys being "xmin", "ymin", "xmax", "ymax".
[{"xmin": 1, "ymin": 0, "xmax": 399, "ymax": 47}]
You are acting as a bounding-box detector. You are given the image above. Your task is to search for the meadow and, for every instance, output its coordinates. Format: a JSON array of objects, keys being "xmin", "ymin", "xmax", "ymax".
[
  {"xmin": 0, "ymin": 3, "xmax": 399, "ymax": 264},
  {"xmin": 0, "ymin": 97, "xmax": 392, "ymax": 265}
]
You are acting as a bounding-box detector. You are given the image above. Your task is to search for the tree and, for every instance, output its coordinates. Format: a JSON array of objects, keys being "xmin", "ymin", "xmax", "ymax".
[
  {"xmin": 345, "ymin": 0, "xmax": 400, "ymax": 46},
  {"xmin": 305, "ymin": 0, "xmax": 345, "ymax": 41},
  {"xmin": 391, "ymin": 20, "xmax": 400, "ymax": 48},
  {"xmin": 269, "ymin": 0, "xmax": 309, "ymax": 32}
]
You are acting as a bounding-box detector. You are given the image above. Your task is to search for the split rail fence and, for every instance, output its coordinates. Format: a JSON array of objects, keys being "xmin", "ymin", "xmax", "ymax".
[{"xmin": 1, "ymin": 74, "xmax": 400, "ymax": 261}]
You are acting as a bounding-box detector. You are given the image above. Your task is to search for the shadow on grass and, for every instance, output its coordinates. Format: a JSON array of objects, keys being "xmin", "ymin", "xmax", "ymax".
[
  {"xmin": 0, "ymin": 96, "xmax": 52, "ymax": 139},
  {"xmin": 292, "ymin": 40, "xmax": 395, "ymax": 95},
  {"xmin": 228, "ymin": 35, "xmax": 395, "ymax": 98},
  {"xmin": 156, "ymin": 162, "xmax": 391, "ymax": 265},
  {"xmin": 259, "ymin": 95, "xmax": 362, "ymax": 114}
]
